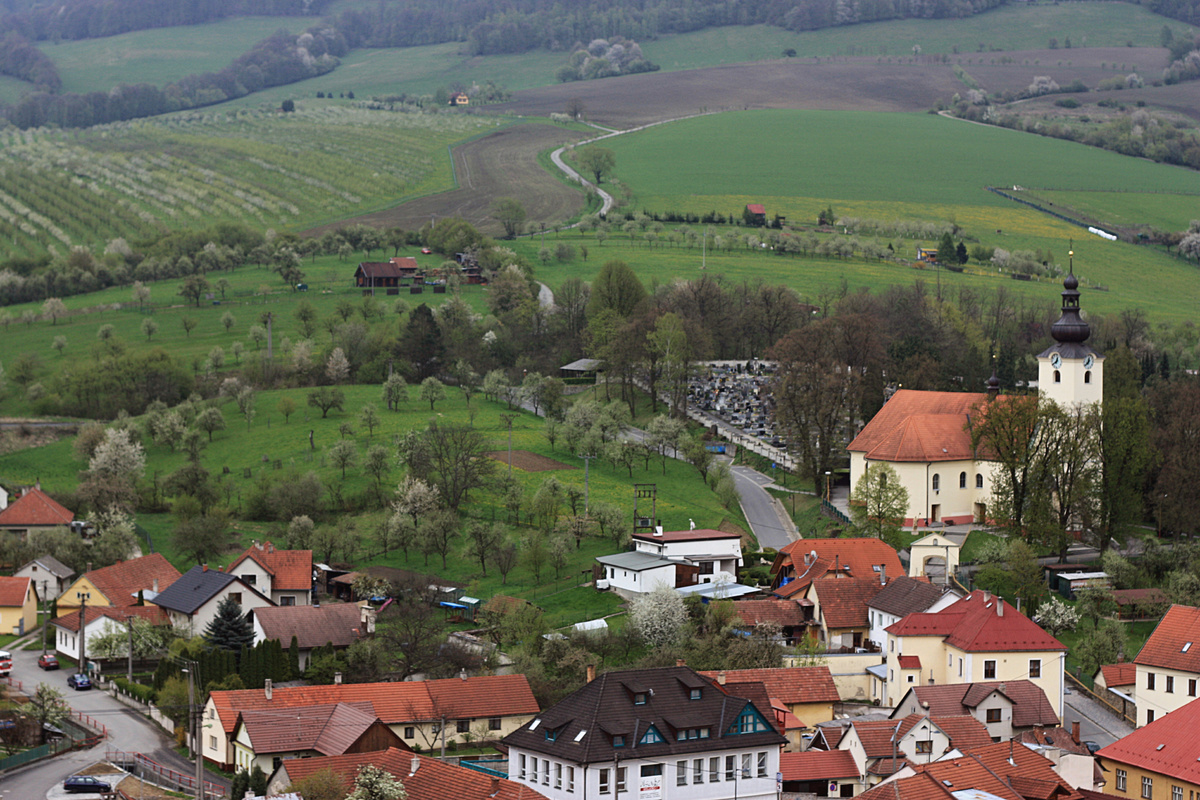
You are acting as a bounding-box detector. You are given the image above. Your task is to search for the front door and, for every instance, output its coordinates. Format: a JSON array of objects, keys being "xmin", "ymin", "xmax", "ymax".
[
  {"xmin": 930, "ymin": 504, "xmax": 941, "ymax": 522},
  {"xmin": 974, "ymin": 502, "xmax": 987, "ymax": 523}
]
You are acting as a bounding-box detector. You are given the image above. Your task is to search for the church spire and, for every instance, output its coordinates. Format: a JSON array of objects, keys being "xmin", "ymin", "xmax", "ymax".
[{"xmin": 1051, "ymin": 248, "xmax": 1090, "ymax": 345}]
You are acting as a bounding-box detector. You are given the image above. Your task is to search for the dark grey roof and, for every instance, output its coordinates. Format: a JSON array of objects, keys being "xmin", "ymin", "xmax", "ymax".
[
  {"xmin": 595, "ymin": 552, "xmax": 676, "ymax": 571},
  {"xmin": 21, "ymin": 555, "xmax": 74, "ymax": 579},
  {"xmin": 502, "ymin": 665, "xmax": 786, "ymax": 763},
  {"xmin": 868, "ymin": 577, "xmax": 946, "ymax": 617},
  {"xmin": 151, "ymin": 566, "xmax": 259, "ymax": 615},
  {"xmin": 1036, "ymin": 342, "xmax": 1101, "ymax": 360}
]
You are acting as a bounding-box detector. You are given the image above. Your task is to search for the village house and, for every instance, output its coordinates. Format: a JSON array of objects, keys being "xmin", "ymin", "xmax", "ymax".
[
  {"xmin": 1015, "ymin": 726, "xmax": 1104, "ymax": 791},
  {"xmin": 597, "ymin": 528, "xmax": 745, "ymax": 597},
  {"xmin": 149, "ymin": 564, "xmax": 274, "ymax": 637},
  {"xmin": 14, "ymin": 556, "xmax": 74, "ymax": 601},
  {"xmin": 834, "ymin": 714, "xmax": 994, "ymax": 785},
  {"xmin": 230, "ymin": 701, "xmax": 407, "ymax": 774},
  {"xmin": 874, "ymin": 739, "xmax": 1084, "ymax": 800},
  {"xmin": 0, "ymin": 486, "xmax": 74, "ymax": 538},
  {"xmin": 780, "ymin": 749, "xmax": 863, "ymax": 797},
  {"xmin": 205, "ymin": 674, "xmax": 539, "ymax": 770},
  {"xmin": 0, "ymin": 575, "xmax": 37, "ymax": 636},
  {"xmin": 250, "ymin": 603, "xmax": 373, "ymax": 670},
  {"xmin": 867, "ymin": 575, "xmax": 960, "ymax": 657},
  {"xmin": 731, "ymin": 599, "xmax": 811, "ymax": 644},
  {"xmin": 890, "ymin": 681, "xmax": 1062, "ymax": 742},
  {"xmin": 225, "ymin": 541, "xmax": 313, "ymax": 606},
  {"xmin": 50, "ymin": 605, "xmax": 172, "ymax": 663},
  {"xmin": 354, "ymin": 257, "xmax": 421, "ymax": 294},
  {"xmin": 267, "ymin": 747, "xmax": 551, "ymax": 800},
  {"xmin": 699, "ymin": 666, "xmax": 842, "ymax": 729},
  {"xmin": 1096, "ymin": 695, "xmax": 1200, "ymax": 800},
  {"xmin": 56, "ymin": 553, "xmax": 181, "ymax": 617},
  {"xmin": 771, "ymin": 538, "xmax": 904, "ymax": 599},
  {"xmin": 1093, "ymin": 662, "xmax": 1136, "ymax": 723},
  {"xmin": 503, "ymin": 664, "xmax": 787, "ymax": 800},
  {"xmin": 882, "ymin": 590, "xmax": 1067, "ymax": 716},
  {"xmin": 448, "ymin": 91, "xmax": 469, "ymax": 106},
  {"xmin": 1132, "ymin": 604, "xmax": 1200, "ymax": 726}
]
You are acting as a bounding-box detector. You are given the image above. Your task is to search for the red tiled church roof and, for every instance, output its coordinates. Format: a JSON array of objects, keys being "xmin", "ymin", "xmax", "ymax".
[{"xmin": 848, "ymin": 390, "xmax": 989, "ymax": 462}]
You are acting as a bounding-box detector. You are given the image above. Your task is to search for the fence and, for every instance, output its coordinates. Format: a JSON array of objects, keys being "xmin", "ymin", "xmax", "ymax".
[
  {"xmin": 820, "ymin": 498, "xmax": 852, "ymax": 526},
  {"xmin": 0, "ymin": 710, "xmax": 106, "ymax": 773},
  {"xmin": 105, "ymin": 748, "xmax": 227, "ymax": 799},
  {"xmin": 1065, "ymin": 670, "xmax": 1136, "ymax": 726}
]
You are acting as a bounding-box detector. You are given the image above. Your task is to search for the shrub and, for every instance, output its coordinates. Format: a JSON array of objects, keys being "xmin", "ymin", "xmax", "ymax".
[{"xmin": 1054, "ymin": 98, "xmax": 1080, "ymax": 108}]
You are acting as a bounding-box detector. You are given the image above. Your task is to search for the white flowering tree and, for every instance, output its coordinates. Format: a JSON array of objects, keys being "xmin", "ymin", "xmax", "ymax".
[
  {"xmin": 1033, "ymin": 595, "xmax": 1080, "ymax": 637},
  {"xmin": 630, "ymin": 584, "xmax": 689, "ymax": 648},
  {"xmin": 346, "ymin": 764, "xmax": 406, "ymax": 800}
]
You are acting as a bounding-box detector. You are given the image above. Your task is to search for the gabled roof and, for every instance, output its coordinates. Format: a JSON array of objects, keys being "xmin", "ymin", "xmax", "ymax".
[
  {"xmin": 773, "ymin": 538, "xmax": 904, "ymax": 590},
  {"xmin": 964, "ymin": 740, "xmax": 1083, "ymax": 800},
  {"xmin": 852, "ymin": 716, "xmax": 923, "ymax": 758},
  {"xmin": 211, "ymin": 675, "xmax": 539, "ymax": 736},
  {"xmin": 816, "ymin": 578, "xmax": 884, "ymax": 629},
  {"xmin": 888, "ymin": 591, "xmax": 1066, "ymax": 653},
  {"xmin": 848, "ymin": 390, "xmax": 989, "ymax": 462},
  {"xmin": 254, "ymin": 603, "xmax": 365, "ymax": 649},
  {"xmin": 898, "ymin": 655, "xmax": 922, "ymax": 670},
  {"xmin": 356, "ymin": 261, "xmax": 403, "ymax": 279},
  {"xmin": 1097, "ymin": 695, "xmax": 1200, "ymax": 783},
  {"xmin": 51, "ymin": 604, "xmax": 170, "ymax": 633},
  {"xmin": 781, "ymin": 749, "xmax": 859, "ymax": 780},
  {"xmin": 0, "ymin": 576, "xmax": 31, "ymax": 607},
  {"xmin": 18, "ymin": 555, "xmax": 74, "ymax": 579},
  {"xmin": 1111, "ymin": 588, "xmax": 1168, "ymax": 608},
  {"xmin": 1014, "ymin": 726, "xmax": 1092, "ymax": 757},
  {"xmin": 1133, "ymin": 604, "xmax": 1200, "ymax": 672},
  {"xmin": 272, "ymin": 748, "xmax": 550, "ymax": 800},
  {"xmin": 697, "ymin": 666, "xmax": 841, "ymax": 705},
  {"xmin": 871, "ymin": 577, "xmax": 948, "ymax": 618},
  {"xmin": 235, "ymin": 701, "xmax": 388, "ymax": 755},
  {"xmin": 746, "ymin": 203, "xmax": 767, "ymax": 215},
  {"xmin": 0, "ymin": 488, "xmax": 74, "ymax": 527},
  {"xmin": 900, "ymin": 681, "xmax": 1059, "ymax": 729},
  {"xmin": 910, "ymin": 755, "xmax": 1025, "ymax": 800},
  {"xmin": 502, "ymin": 666, "xmax": 785, "ymax": 763},
  {"xmin": 226, "ymin": 541, "xmax": 313, "ymax": 592},
  {"xmin": 1098, "ymin": 662, "xmax": 1135, "ymax": 688},
  {"xmin": 80, "ymin": 554, "xmax": 181, "ymax": 607},
  {"xmin": 930, "ymin": 715, "xmax": 995, "ymax": 751},
  {"xmin": 632, "ymin": 529, "xmax": 740, "ymax": 543},
  {"xmin": 595, "ymin": 551, "xmax": 676, "ymax": 571},
  {"xmin": 151, "ymin": 565, "xmax": 269, "ymax": 616},
  {"xmin": 858, "ymin": 772, "xmax": 959, "ymax": 800},
  {"xmin": 733, "ymin": 599, "xmax": 808, "ymax": 628}
]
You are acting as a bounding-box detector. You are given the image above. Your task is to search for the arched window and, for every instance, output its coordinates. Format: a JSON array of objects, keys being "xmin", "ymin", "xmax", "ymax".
[
  {"xmin": 1054, "ymin": 370, "xmax": 1061, "ymax": 383},
  {"xmin": 975, "ymin": 473, "xmax": 984, "ymax": 489},
  {"xmin": 932, "ymin": 474, "xmax": 940, "ymax": 491},
  {"xmin": 1084, "ymin": 371, "xmax": 1092, "ymax": 384},
  {"xmin": 959, "ymin": 472, "xmax": 967, "ymax": 489}
]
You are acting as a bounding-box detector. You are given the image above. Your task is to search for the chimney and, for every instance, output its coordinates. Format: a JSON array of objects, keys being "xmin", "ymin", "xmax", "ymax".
[
  {"xmin": 997, "ymin": 600, "xmax": 1004, "ymax": 617},
  {"xmin": 586, "ymin": 664, "xmax": 596, "ymax": 683},
  {"xmin": 717, "ymin": 671, "xmax": 726, "ymax": 686},
  {"xmin": 490, "ymin": 776, "xmax": 500, "ymax": 793},
  {"xmin": 1071, "ymin": 721, "xmax": 1081, "ymax": 745},
  {"xmin": 267, "ymin": 542, "xmax": 274, "ymax": 553},
  {"xmin": 334, "ymin": 671, "xmax": 343, "ymax": 685},
  {"xmin": 1117, "ymin": 650, "xmax": 1125, "ymax": 663},
  {"xmin": 676, "ymin": 658, "xmax": 686, "ymax": 668},
  {"xmin": 264, "ymin": 679, "xmax": 272, "ymax": 700},
  {"xmin": 880, "ymin": 564, "xmax": 887, "ymax": 586},
  {"xmin": 152, "ymin": 578, "xmax": 159, "ymax": 593},
  {"xmin": 982, "ymin": 590, "xmax": 991, "ymax": 604},
  {"xmin": 460, "ymin": 669, "xmax": 468, "ymax": 681},
  {"xmin": 361, "ymin": 604, "xmax": 377, "ymax": 634},
  {"xmin": 86, "ymin": 562, "xmax": 93, "ymax": 573},
  {"xmin": 410, "ymin": 756, "xmax": 420, "ymax": 775},
  {"xmin": 202, "ymin": 564, "xmax": 208, "ymax": 572}
]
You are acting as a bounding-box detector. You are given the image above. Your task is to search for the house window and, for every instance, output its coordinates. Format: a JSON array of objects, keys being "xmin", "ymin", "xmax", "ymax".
[
  {"xmin": 554, "ymin": 763, "xmax": 562, "ymax": 790},
  {"xmin": 976, "ymin": 474, "xmax": 984, "ymax": 489},
  {"xmin": 907, "ymin": 675, "xmax": 915, "ymax": 683},
  {"xmin": 489, "ymin": 717, "xmax": 502, "ymax": 730},
  {"xmin": 986, "ymin": 709, "xmax": 1002, "ymax": 724},
  {"xmin": 710, "ymin": 757, "xmax": 720, "ymax": 782},
  {"xmin": 677, "ymin": 761, "xmax": 688, "ymax": 786},
  {"xmin": 1116, "ymin": 771, "xmax": 1126, "ymax": 791},
  {"xmin": 599, "ymin": 768, "xmax": 610, "ymax": 794},
  {"xmin": 949, "ymin": 653, "xmax": 954, "ymax": 666},
  {"xmin": 1148, "ymin": 672, "xmax": 1156, "ymax": 690},
  {"xmin": 694, "ymin": 759, "xmax": 704, "ymax": 784},
  {"xmin": 890, "ymin": 640, "xmax": 894, "ymax": 652},
  {"xmin": 641, "ymin": 765, "xmax": 662, "ymax": 779},
  {"xmin": 280, "ymin": 596, "xmax": 296, "ymax": 606},
  {"xmin": 228, "ymin": 592, "xmax": 242, "ymax": 604},
  {"xmin": 725, "ymin": 755, "xmax": 736, "ymax": 781},
  {"xmin": 209, "ymin": 735, "xmax": 217, "ymax": 749},
  {"xmin": 960, "ymin": 472, "xmax": 967, "ymax": 489},
  {"xmin": 758, "ymin": 751, "xmax": 768, "ymax": 777},
  {"xmin": 1054, "ymin": 370, "xmax": 1061, "ymax": 383},
  {"xmin": 634, "ymin": 692, "xmax": 647, "ymax": 705},
  {"xmin": 567, "ymin": 766, "xmax": 574, "ymax": 793},
  {"xmin": 519, "ymin": 755, "xmax": 527, "ymax": 780},
  {"xmin": 241, "ymin": 574, "xmax": 257, "ymax": 585},
  {"xmin": 616, "ymin": 767, "xmax": 627, "ymax": 792},
  {"xmin": 458, "ymin": 719, "xmax": 471, "ymax": 733},
  {"xmin": 612, "ymin": 735, "xmax": 625, "ymax": 748},
  {"xmin": 984, "ymin": 660, "xmax": 997, "ymax": 679},
  {"xmin": 1190, "ymin": 679, "xmax": 1197, "ymax": 697},
  {"xmin": 545, "ymin": 729, "xmax": 557, "ymax": 742},
  {"xmin": 404, "ymin": 726, "xmax": 415, "ymax": 739},
  {"xmin": 959, "ymin": 658, "xmax": 963, "ymax": 677},
  {"xmin": 639, "ymin": 725, "xmax": 663, "ymax": 745},
  {"xmin": 690, "ymin": 688, "xmax": 702, "ymax": 700},
  {"xmin": 543, "ymin": 759, "xmax": 550, "ymax": 785},
  {"xmin": 1029, "ymin": 659, "xmax": 1041, "ymax": 679},
  {"xmin": 916, "ymin": 740, "xmax": 933, "ymax": 754},
  {"xmin": 1174, "ymin": 787, "xmax": 1183, "ymax": 800},
  {"xmin": 1147, "ymin": 710, "xmax": 1155, "ymax": 724},
  {"xmin": 932, "ymin": 474, "xmax": 941, "ymax": 491},
  {"xmin": 531, "ymin": 759, "xmax": 539, "ymax": 783},
  {"xmin": 742, "ymin": 753, "xmax": 752, "ymax": 778},
  {"xmin": 1085, "ymin": 372, "xmax": 1092, "ymax": 384},
  {"xmin": 1167, "ymin": 676, "xmax": 1176, "ymax": 694},
  {"xmin": 1143, "ymin": 777, "xmax": 1154, "ymax": 799}
]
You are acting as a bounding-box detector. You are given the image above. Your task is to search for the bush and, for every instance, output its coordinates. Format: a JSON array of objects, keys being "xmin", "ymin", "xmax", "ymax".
[
  {"xmin": 1054, "ymin": 98, "xmax": 1080, "ymax": 108},
  {"xmin": 113, "ymin": 676, "xmax": 157, "ymax": 704}
]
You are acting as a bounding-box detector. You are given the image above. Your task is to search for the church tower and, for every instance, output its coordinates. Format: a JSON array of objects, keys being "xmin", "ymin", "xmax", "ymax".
[{"xmin": 1037, "ymin": 253, "xmax": 1103, "ymax": 407}]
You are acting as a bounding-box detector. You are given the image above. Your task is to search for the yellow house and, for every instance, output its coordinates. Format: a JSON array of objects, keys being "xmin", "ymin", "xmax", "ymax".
[
  {"xmin": 56, "ymin": 554, "xmax": 181, "ymax": 617},
  {"xmin": 1097, "ymin": 695, "xmax": 1200, "ymax": 800},
  {"xmin": 0, "ymin": 576, "xmax": 38, "ymax": 635},
  {"xmin": 884, "ymin": 590, "xmax": 1067, "ymax": 717}
]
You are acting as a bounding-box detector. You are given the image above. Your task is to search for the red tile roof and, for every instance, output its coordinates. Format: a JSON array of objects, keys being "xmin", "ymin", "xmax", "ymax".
[
  {"xmin": 898, "ymin": 655, "xmax": 922, "ymax": 670},
  {"xmin": 746, "ymin": 204, "xmax": 767, "ymax": 215},
  {"xmin": 81, "ymin": 554, "xmax": 182, "ymax": 607},
  {"xmin": 733, "ymin": 599, "xmax": 807, "ymax": 628},
  {"xmin": 889, "ymin": 591, "xmax": 1066, "ymax": 653},
  {"xmin": 0, "ymin": 488, "xmax": 74, "ymax": 527},
  {"xmin": 858, "ymin": 772, "xmax": 957, "ymax": 800},
  {"xmin": 774, "ymin": 538, "xmax": 903, "ymax": 590},
  {"xmin": 904, "ymin": 681, "xmax": 1059, "ymax": 729},
  {"xmin": 1099, "ymin": 662, "xmax": 1136, "ymax": 688},
  {"xmin": 1096, "ymin": 695, "xmax": 1200, "ymax": 783},
  {"xmin": 632, "ymin": 529, "xmax": 739, "ymax": 543},
  {"xmin": 51, "ymin": 604, "xmax": 170, "ymax": 632},
  {"xmin": 274, "ymin": 747, "xmax": 550, "ymax": 800},
  {"xmin": 1134, "ymin": 604, "xmax": 1200, "ymax": 672},
  {"xmin": 253, "ymin": 603, "xmax": 365, "ymax": 649},
  {"xmin": 1111, "ymin": 588, "xmax": 1168, "ymax": 607},
  {"xmin": 929, "ymin": 715, "xmax": 994, "ymax": 751},
  {"xmin": 816, "ymin": 578, "xmax": 884, "ymax": 629},
  {"xmin": 912, "ymin": 756, "xmax": 1025, "ymax": 800},
  {"xmin": 235, "ymin": 702, "xmax": 392, "ymax": 755},
  {"xmin": 848, "ymin": 390, "xmax": 990, "ymax": 462},
  {"xmin": 966, "ymin": 740, "xmax": 1083, "ymax": 800},
  {"xmin": 780, "ymin": 749, "xmax": 858, "ymax": 780},
  {"xmin": 226, "ymin": 541, "xmax": 312, "ymax": 592},
  {"xmin": 853, "ymin": 716, "xmax": 923, "ymax": 758},
  {"xmin": 211, "ymin": 674, "xmax": 539, "ymax": 736},
  {"xmin": 0, "ymin": 576, "xmax": 31, "ymax": 607},
  {"xmin": 697, "ymin": 666, "xmax": 840, "ymax": 705}
]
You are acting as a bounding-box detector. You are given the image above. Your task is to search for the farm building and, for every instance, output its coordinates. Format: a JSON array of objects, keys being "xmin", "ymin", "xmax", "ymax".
[
  {"xmin": 744, "ymin": 203, "xmax": 767, "ymax": 226},
  {"xmin": 448, "ymin": 92, "xmax": 469, "ymax": 106},
  {"xmin": 354, "ymin": 257, "xmax": 420, "ymax": 294}
]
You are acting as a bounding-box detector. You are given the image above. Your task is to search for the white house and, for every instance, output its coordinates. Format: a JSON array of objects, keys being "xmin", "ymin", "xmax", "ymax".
[
  {"xmin": 596, "ymin": 551, "xmax": 681, "ymax": 596},
  {"xmin": 15, "ymin": 556, "xmax": 75, "ymax": 602},
  {"xmin": 150, "ymin": 564, "xmax": 274, "ymax": 637},
  {"xmin": 631, "ymin": 529, "xmax": 744, "ymax": 584},
  {"xmin": 50, "ymin": 604, "xmax": 173, "ymax": 662},
  {"xmin": 867, "ymin": 575, "xmax": 961, "ymax": 656}
]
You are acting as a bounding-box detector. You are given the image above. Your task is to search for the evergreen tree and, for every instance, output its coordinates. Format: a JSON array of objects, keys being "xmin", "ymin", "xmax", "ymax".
[
  {"xmin": 936, "ymin": 231, "xmax": 956, "ymax": 264},
  {"xmin": 288, "ymin": 636, "xmax": 301, "ymax": 679},
  {"xmin": 250, "ymin": 765, "xmax": 268, "ymax": 796},
  {"xmin": 955, "ymin": 241, "xmax": 968, "ymax": 265},
  {"xmin": 231, "ymin": 769, "xmax": 250, "ymax": 800},
  {"xmin": 205, "ymin": 595, "xmax": 255, "ymax": 651}
]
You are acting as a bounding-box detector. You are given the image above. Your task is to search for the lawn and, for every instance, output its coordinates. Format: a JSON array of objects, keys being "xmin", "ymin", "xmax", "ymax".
[
  {"xmin": 1060, "ymin": 617, "xmax": 1157, "ymax": 687},
  {"xmin": 1027, "ymin": 189, "xmax": 1200, "ymax": 233}
]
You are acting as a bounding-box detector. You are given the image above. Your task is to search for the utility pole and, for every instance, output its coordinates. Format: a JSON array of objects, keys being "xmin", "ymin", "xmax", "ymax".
[
  {"xmin": 126, "ymin": 615, "xmax": 134, "ymax": 682},
  {"xmin": 77, "ymin": 593, "xmax": 88, "ymax": 673},
  {"xmin": 40, "ymin": 581, "xmax": 48, "ymax": 656},
  {"xmin": 579, "ymin": 453, "xmax": 597, "ymax": 514},
  {"xmin": 499, "ymin": 413, "xmax": 518, "ymax": 476},
  {"xmin": 183, "ymin": 662, "xmax": 203, "ymax": 800}
]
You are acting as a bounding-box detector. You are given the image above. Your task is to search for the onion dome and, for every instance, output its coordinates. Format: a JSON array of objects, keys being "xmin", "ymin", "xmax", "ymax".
[{"xmin": 1051, "ymin": 258, "xmax": 1089, "ymax": 345}]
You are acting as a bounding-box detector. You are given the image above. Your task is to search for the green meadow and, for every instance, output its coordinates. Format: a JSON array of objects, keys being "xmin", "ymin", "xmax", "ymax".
[{"xmin": 1030, "ymin": 189, "xmax": 1200, "ymax": 233}]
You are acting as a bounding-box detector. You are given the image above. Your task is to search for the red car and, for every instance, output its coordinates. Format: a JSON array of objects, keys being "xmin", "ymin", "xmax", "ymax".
[
  {"xmin": 421, "ymin": 247, "xmax": 432, "ymax": 254},
  {"xmin": 38, "ymin": 653, "xmax": 59, "ymax": 670}
]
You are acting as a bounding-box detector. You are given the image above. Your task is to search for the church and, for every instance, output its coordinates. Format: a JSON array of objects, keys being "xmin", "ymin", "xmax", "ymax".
[{"xmin": 846, "ymin": 265, "xmax": 1104, "ymax": 527}]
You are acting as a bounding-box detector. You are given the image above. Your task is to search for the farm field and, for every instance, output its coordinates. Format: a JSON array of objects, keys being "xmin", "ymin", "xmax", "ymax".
[
  {"xmin": 1024, "ymin": 189, "xmax": 1200, "ymax": 233},
  {"xmin": 0, "ymin": 105, "xmax": 498, "ymax": 263},
  {"xmin": 36, "ymin": 15, "xmax": 324, "ymax": 94}
]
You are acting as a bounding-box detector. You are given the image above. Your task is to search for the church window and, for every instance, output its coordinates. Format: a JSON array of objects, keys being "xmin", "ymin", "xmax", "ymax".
[
  {"xmin": 959, "ymin": 472, "xmax": 967, "ymax": 489},
  {"xmin": 1054, "ymin": 370, "xmax": 1061, "ymax": 383},
  {"xmin": 1085, "ymin": 371, "xmax": 1092, "ymax": 384},
  {"xmin": 931, "ymin": 474, "xmax": 940, "ymax": 491},
  {"xmin": 976, "ymin": 474, "xmax": 983, "ymax": 489}
]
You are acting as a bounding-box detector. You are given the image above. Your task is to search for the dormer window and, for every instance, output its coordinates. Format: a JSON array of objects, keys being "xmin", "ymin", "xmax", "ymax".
[
  {"xmin": 613, "ymin": 735, "xmax": 625, "ymax": 748},
  {"xmin": 634, "ymin": 692, "xmax": 647, "ymax": 705},
  {"xmin": 640, "ymin": 725, "xmax": 664, "ymax": 745},
  {"xmin": 546, "ymin": 729, "xmax": 558, "ymax": 742},
  {"xmin": 690, "ymin": 688, "xmax": 701, "ymax": 700}
]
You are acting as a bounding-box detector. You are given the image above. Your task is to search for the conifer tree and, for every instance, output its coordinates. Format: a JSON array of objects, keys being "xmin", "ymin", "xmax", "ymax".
[
  {"xmin": 206, "ymin": 595, "xmax": 255, "ymax": 651},
  {"xmin": 288, "ymin": 636, "xmax": 301, "ymax": 679},
  {"xmin": 250, "ymin": 765, "xmax": 268, "ymax": 796}
]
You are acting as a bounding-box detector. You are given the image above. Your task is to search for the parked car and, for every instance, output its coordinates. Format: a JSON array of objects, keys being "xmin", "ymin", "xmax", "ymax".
[
  {"xmin": 0, "ymin": 649, "xmax": 10, "ymax": 677},
  {"xmin": 67, "ymin": 673, "xmax": 91, "ymax": 690},
  {"xmin": 421, "ymin": 247, "xmax": 432, "ymax": 254},
  {"xmin": 37, "ymin": 653, "xmax": 59, "ymax": 670},
  {"xmin": 63, "ymin": 775, "xmax": 112, "ymax": 793},
  {"xmin": 1084, "ymin": 741, "xmax": 1102, "ymax": 755}
]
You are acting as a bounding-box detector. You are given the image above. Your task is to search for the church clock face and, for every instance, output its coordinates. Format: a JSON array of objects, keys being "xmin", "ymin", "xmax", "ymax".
[
  {"xmin": 1083, "ymin": 355, "xmax": 1095, "ymax": 369},
  {"xmin": 1050, "ymin": 353, "xmax": 1062, "ymax": 369}
]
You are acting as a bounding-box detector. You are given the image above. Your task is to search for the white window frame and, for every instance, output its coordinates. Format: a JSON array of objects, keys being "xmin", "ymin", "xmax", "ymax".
[
  {"xmin": 1143, "ymin": 776, "xmax": 1153, "ymax": 800},
  {"xmin": 677, "ymin": 760, "xmax": 688, "ymax": 786}
]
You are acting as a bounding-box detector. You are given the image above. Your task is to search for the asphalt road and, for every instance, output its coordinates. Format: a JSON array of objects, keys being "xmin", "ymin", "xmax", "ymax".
[
  {"xmin": 730, "ymin": 466, "xmax": 797, "ymax": 550},
  {"xmin": 1, "ymin": 639, "xmax": 211, "ymax": 800},
  {"xmin": 1063, "ymin": 685, "xmax": 1134, "ymax": 752}
]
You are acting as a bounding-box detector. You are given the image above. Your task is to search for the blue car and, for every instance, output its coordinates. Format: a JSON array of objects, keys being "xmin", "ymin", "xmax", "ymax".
[
  {"xmin": 66, "ymin": 673, "xmax": 91, "ymax": 690},
  {"xmin": 63, "ymin": 774, "xmax": 112, "ymax": 793}
]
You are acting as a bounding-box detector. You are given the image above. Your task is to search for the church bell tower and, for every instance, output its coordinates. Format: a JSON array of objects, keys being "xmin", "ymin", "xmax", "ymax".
[{"xmin": 1037, "ymin": 251, "xmax": 1103, "ymax": 407}]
